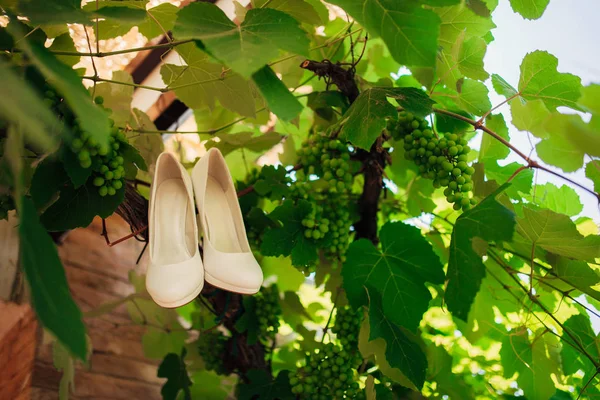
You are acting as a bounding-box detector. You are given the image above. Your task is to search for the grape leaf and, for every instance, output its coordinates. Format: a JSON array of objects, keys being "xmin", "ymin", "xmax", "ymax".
[
  {"xmin": 19, "ymin": 196, "xmax": 87, "ymax": 360},
  {"xmin": 560, "ymin": 315, "xmax": 598, "ymax": 376},
  {"xmin": 509, "ymin": 0, "xmax": 550, "ymax": 20},
  {"xmin": 342, "ymin": 221, "xmax": 444, "ymax": 333},
  {"xmin": 579, "ymin": 84, "xmax": 600, "ymax": 115},
  {"xmin": 485, "ymin": 161, "xmax": 533, "ymax": 198},
  {"xmin": 456, "ymin": 79, "xmax": 492, "ymax": 116},
  {"xmin": 479, "ymin": 113, "xmax": 510, "ymax": 163},
  {"xmin": 61, "ymin": 147, "xmax": 92, "ymax": 188},
  {"xmin": 18, "ymin": 0, "xmax": 89, "ymax": 25},
  {"xmin": 428, "ymin": 345, "xmax": 476, "ymax": 400},
  {"xmin": 510, "ymin": 98, "xmax": 551, "ymax": 139},
  {"xmin": 261, "ymin": 199, "xmax": 318, "ymax": 267},
  {"xmin": 338, "ymin": 87, "xmax": 435, "ymax": 150},
  {"xmin": 188, "ymin": 370, "xmax": 230, "ymax": 399},
  {"xmin": 251, "ymin": 66, "xmax": 303, "ymax": 121},
  {"xmin": 327, "ymin": 0, "xmax": 441, "ymax": 68},
  {"xmin": 552, "ymin": 258, "xmax": 600, "ymax": 301},
  {"xmin": 524, "ymin": 183, "xmax": 583, "ymax": 217},
  {"xmin": 536, "ymin": 114, "xmax": 585, "ymax": 172},
  {"xmin": 48, "ymin": 32, "xmax": 78, "ymax": 67},
  {"xmin": 94, "ymin": 4, "xmax": 146, "ymax": 23},
  {"xmin": 500, "ymin": 330, "xmax": 557, "ymax": 400},
  {"xmin": 161, "ymin": 42, "xmax": 255, "ymax": 117},
  {"xmin": 138, "ymin": 3, "xmax": 179, "ymax": 39},
  {"xmin": 516, "ymin": 206, "xmax": 600, "ymax": 261},
  {"xmin": 238, "ymin": 370, "xmax": 294, "ymax": 400},
  {"xmin": 518, "ymin": 51, "xmax": 582, "ymax": 111},
  {"xmin": 586, "ymin": 162, "xmax": 600, "ymax": 192},
  {"xmin": 40, "ymin": 181, "xmax": 125, "ymax": 231},
  {"xmin": 458, "ymin": 36, "xmax": 489, "ymax": 81},
  {"xmin": 173, "ymin": 3, "xmax": 309, "ymax": 78},
  {"xmin": 0, "ymin": 58, "xmax": 61, "ymax": 151},
  {"xmin": 492, "ymin": 73, "xmax": 519, "ymax": 98},
  {"xmin": 30, "ymin": 156, "xmax": 69, "ymax": 209},
  {"xmin": 53, "ymin": 340, "xmax": 76, "ymax": 400},
  {"xmin": 205, "ymin": 131, "xmax": 283, "ymax": 156},
  {"xmin": 12, "ymin": 37, "xmax": 111, "ymax": 148},
  {"xmin": 436, "ymin": 4, "xmax": 496, "ymax": 49},
  {"xmin": 261, "ymin": 256, "xmax": 305, "ymax": 293},
  {"xmin": 366, "ymin": 290, "xmax": 427, "ymax": 389},
  {"xmin": 236, "ymin": 296, "xmax": 261, "ymax": 345},
  {"xmin": 445, "ymin": 184, "xmax": 516, "ymax": 321},
  {"xmin": 252, "ymin": 0, "xmax": 322, "ymax": 25},
  {"xmin": 158, "ymin": 348, "xmax": 192, "ymax": 400}
]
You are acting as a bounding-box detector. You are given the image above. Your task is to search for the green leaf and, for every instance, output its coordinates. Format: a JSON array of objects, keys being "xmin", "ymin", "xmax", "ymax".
[
  {"xmin": 510, "ymin": 98, "xmax": 551, "ymax": 139},
  {"xmin": 446, "ymin": 184, "xmax": 516, "ymax": 321},
  {"xmin": 479, "ymin": 113, "xmax": 510, "ymax": 163},
  {"xmin": 251, "ymin": 66, "xmax": 303, "ymax": 121},
  {"xmin": 456, "ymin": 79, "xmax": 492, "ymax": 115},
  {"xmin": 173, "ymin": 3, "xmax": 310, "ymax": 78},
  {"xmin": 516, "ymin": 206, "xmax": 600, "ymax": 261},
  {"xmin": 428, "ymin": 345, "xmax": 476, "ymax": 400},
  {"xmin": 586, "ymin": 162, "xmax": 600, "ymax": 193},
  {"xmin": 61, "ymin": 148, "xmax": 92, "ymax": 188},
  {"xmin": 13, "ymin": 38, "xmax": 111, "ymax": 148},
  {"xmin": 339, "ymin": 87, "xmax": 434, "ymax": 150},
  {"xmin": 262, "ymin": 256, "xmax": 305, "ymax": 293},
  {"xmin": 458, "ymin": 36, "xmax": 489, "ymax": 81},
  {"xmin": 509, "ymin": 0, "xmax": 550, "ymax": 20},
  {"xmin": 53, "ymin": 340, "xmax": 76, "ymax": 400},
  {"xmin": 30, "ymin": 156, "xmax": 69, "ymax": 209},
  {"xmin": 92, "ymin": 70, "xmax": 134, "ymax": 126},
  {"xmin": 536, "ymin": 114, "xmax": 585, "ymax": 172},
  {"xmin": 579, "ymin": 84, "xmax": 600, "ymax": 115},
  {"xmin": 238, "ymin": 370, "xmax": 294, "ymax": 400},
  {"xmin": 253, "ymin": 165, "xmax": 290, "ymax": 199},
  {"xmin": 206, "ymin": 131, "xmax": 283, "ymax": 156},
  {"xmin": 19, "ymin": 196, "xmax": 87, "ymax": 360},
  {"xmin": 19, "ymin": 0, "xmax": 89, "ymax": 25},
  {"xmin": 95, "ymin": 4, "xmax": 146, "ymax": 22},
  {"xmin": 158, "ymin": 348, "xmax": 192, "ymax": 400},
  {"xmin": 524, "ymin": 183, "xmax": 583, "ymax": 217},
  {"xmin": 0, "ymin": 58, "xmax": 61, "ymax": 151},
  {"xmin": 236, "ymin": 296, "xmax": 261, "ymax": 344},
  {"xmin": 552, "ymin": 258, "xmax": 600, "ymax": 301},
  {"xmin": 160, "ymin": 43, "xmax": 256, "ymax": 117},
  {"xmin": 500, "ymin": 330, "xmax": 557, "ymax": 400},
  {"xmin": 561, "ymin": 315, "xmax": 598, "ymax": 375},
  {"xmin": 40, "ymin": 181, "xmax": 125, "ymax": 231},
  {"xmin": 343, "ymin": 221, "xmax": 444, "ymax": 332},
  {"xmin": 492, "ymin": 73, "xmax": 519, "ymax": 98},
  {"xmin": 188, "ymin": 370, "xmax": 230, "ymax": 400},
  {"xmin": 261, "ymin": 199, "xmax": 317, "ymax": 267},
  {"xmin": 518, "ymin": 51, "xmax": 582, "ymax": 111},
  {"xmin": 327, "ymin": 0, "xmax": 441, "ymax": 68},
  {"xmin": 436, "ymin": 4, "xmax": 496, "ymax": 50},
  {"xmin": 252, "ymin": 0, "xmax": 322, "ymax": 25},
  {"xmin": 366, "ymin": 290, "xmax": 427, "ymax": 389},
  {"xmin": 48, "ymin": 33, "xmax": 78, "ymax": 67},
  {"xmin": 139, "ymin": 3, "xmax": 179, "ymax": 39},
  {"xmin": 485, "ymin": 162, "xmax": 533, "ymax": 198}
]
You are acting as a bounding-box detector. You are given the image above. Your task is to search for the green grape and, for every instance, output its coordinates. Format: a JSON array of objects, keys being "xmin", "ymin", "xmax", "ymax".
[
  {"xmin": 93, "ymin": 177, "xmax": 105, "ymax": 187},
  {"xmin": 197, "ymin": 331, "xmax": 228, "ymax": 375},
  {"xmin": 94, "ymin": 96, "xmax": 104, "ymax": 105},
  {"xmin": 253, "ymin": 285, "xmax": 282, "ymax": 342},
  {"xmin": 332, "ymin": 306, "xmax": 362, "ymax": 350},
  {"xmin": 98, "ymin": 186, "xmax": 108, "ymax": 197}
]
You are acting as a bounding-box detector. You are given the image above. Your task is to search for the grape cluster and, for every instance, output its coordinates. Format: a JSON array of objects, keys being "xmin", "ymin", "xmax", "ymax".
[
  {"xmin": 290, "ymin": 343, "xmax": 364, "ymax": 399},
  {"xmin": 0, "ymin": 194, "xmax": 15, "ymax": 221},
  {"xmin": 332, "ymin": 306, "xmax": 362, "ymax": 351},
  {"xmin": 43, "ymin": 89, "xmax": 129, "ymax": 197},
  {"xmin": 197, "ymin": 331, "xmax": 228, "ymax": 375},
  {"xmin": 254, "ymin": 284, "xmax": 281, "ymax": 341},
  {"xmin": 389, "ymin": 111, "xmax": 477, "ymax": 211},
  {"xmin": 292, "ymin": 131, "xmax": 354, "ymax": 264}
]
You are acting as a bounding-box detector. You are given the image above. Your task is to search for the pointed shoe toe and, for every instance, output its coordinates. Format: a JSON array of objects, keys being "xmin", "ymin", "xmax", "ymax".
[
  {"xmin": 191, "ymin": 148, "xmax": 263, "ymax": 294},
  {"xmin": 146, "ymin": 152, "xmax": 204, "ymax": 308}
]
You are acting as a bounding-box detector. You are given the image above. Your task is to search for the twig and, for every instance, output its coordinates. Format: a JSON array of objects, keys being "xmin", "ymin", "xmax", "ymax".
[
  {"xmin": 476, "ymin": 92, "xmax": 521, "ymax": 125},
  {"xmin": 321, "ymin": 289, "xmax": 341, "ymax": 343},
  {"xmin": 578, "ymin": 370, "xmax": 600, "ymax": 400}
]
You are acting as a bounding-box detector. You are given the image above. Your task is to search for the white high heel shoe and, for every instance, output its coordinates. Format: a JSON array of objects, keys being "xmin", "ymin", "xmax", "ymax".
[
  {"xmin": 146, "ymin": 152, "xmax": 204, "ymax": 308},
  {"xmin": 191, "ymin": 148, "xmax": 263, "ymax": 294}
]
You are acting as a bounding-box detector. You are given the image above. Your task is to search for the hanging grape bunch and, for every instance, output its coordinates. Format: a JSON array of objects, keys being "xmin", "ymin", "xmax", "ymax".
[
  {"xmin": 389, "ymin": 111, "xmax": 477, "ymax": 211},
  {"xmin": 254, "ymin": 284, "xmax": 282, "ymax": 342},
  {"xmin": 44, "ymin": 88, "xmax": 128, "ymax": 197},
  {"xmin": 293, "ymin": 131, "xmax": 354, "ymax": 265},
  {"xmin": 290, "ymin": 343, "xmax": 365, "ymax": 399},
  {"xmin": 332, "ymin": 306, "xmax": 363, "ymax": 351},
  {"xmin": 197, "ymin": 330, "xmax": 228, "ymax": 375}
]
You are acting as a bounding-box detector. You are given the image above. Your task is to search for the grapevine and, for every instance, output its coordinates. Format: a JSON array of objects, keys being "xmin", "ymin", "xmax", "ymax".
[
  {"xmin": 389, "ymin": 111, "xmax": 477, "ymax": 211},
  {"xmin": 292, "ymin": 130, "xmax": 354, "ymax": 267},
  {"xmin": 290, "ymin": 343, "xmax": 364, "ymax": 399}
]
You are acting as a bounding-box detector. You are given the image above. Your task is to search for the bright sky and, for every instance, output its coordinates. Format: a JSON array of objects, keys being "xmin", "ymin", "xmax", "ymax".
[{"xmin": 483, "ymin": 0, "xmax": 600, "ymax": 223}]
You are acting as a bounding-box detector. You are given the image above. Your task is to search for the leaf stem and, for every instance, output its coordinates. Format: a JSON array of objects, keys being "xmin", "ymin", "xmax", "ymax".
[
  {"xmin": 25, "ymin": 39, "xmax": 195, "ymax": 58},
  {"xmin": 321, "ymin": 289, "xmax": 341, "ymax": 343},
  {"xmin": 476, "ymin": 92, "xmax": 521, "ymax": 125}
]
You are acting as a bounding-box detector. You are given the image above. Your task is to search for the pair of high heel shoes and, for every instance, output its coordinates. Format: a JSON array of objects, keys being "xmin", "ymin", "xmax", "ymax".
[{"xmin": 146, "ymin": 148, "xmax": 263, "ymax": 308}]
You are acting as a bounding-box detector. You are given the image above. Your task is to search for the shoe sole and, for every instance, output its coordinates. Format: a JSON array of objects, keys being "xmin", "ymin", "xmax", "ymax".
[
  {"xmin": 205, "ymin": 271, "xmax": 260, "ymax": 295},
  {"xmin": 150, "ymin": 281, "xmax": 204, "ymax": 309}
]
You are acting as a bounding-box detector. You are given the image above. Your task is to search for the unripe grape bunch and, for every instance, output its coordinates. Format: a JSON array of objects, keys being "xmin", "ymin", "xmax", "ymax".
[
  {"xmin": 44, "ymin": 88, "xmax": 128, "ymax": 197},
  {"xmin": 254, "ymin": 284, "xmax": 282, "ymax": 341},
  {"xmin": 197, "ymin": 330, "xmax": 228, "ymax": 375},
  {"xmin": 332, "ymin": 306, "xmax": 363, "ymax": 351},
  {"xmin": 389, "ymin": 111, "xmax": 477, "ymax": 211},
  {"xmin": 293, "ymin": 131, "xmax": 354, "ymax": 265},
  {"xmin": 290, "ymin": 343, "xmax": 365, "ymax": 399}
]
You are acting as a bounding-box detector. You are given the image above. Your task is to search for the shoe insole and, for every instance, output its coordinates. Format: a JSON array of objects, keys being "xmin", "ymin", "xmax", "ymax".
[
  {"xmin": 154, "ymin": 178, "xmax": 190, "ymax": 265},
  {"xmin": 204, "ymin": 176, "xmax": 243, "ymax": 253}
]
